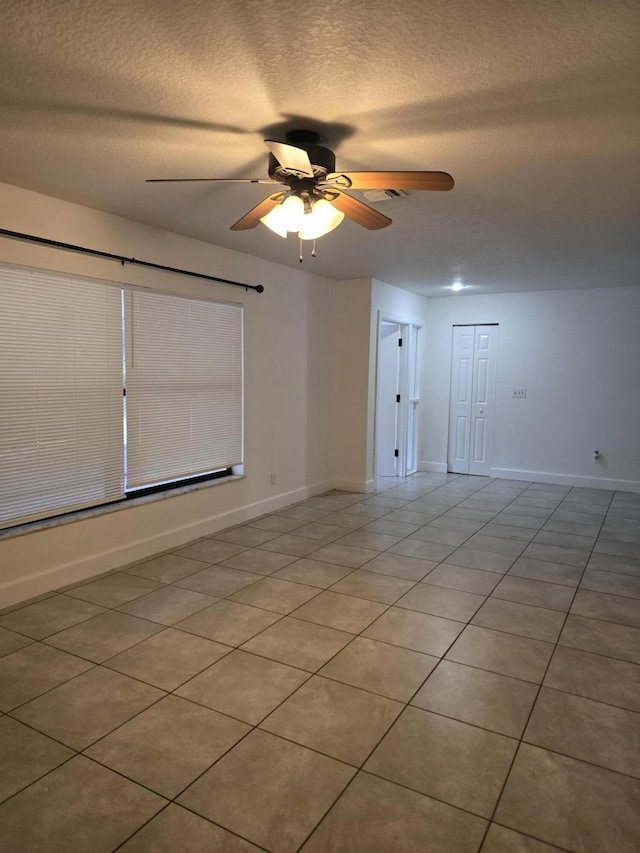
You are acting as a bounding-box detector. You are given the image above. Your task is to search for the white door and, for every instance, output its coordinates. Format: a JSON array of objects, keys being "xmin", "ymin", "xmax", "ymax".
[
  {"xmin": 448, "ymin": 325, "xmax": 498, "ymax": 476},
  {"xmin": 376, "ymin": 322, "xmax": 401, "ymax": 477}
]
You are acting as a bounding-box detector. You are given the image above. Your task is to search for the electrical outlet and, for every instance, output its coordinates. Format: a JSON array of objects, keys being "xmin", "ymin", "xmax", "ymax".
[{"xmin": 513, "ymin": 388, "xmax": 527, "ymax": 398}]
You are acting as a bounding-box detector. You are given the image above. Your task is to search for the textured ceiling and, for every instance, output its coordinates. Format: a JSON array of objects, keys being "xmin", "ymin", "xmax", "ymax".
[{"xmin": 0, "ymin": 0, "xmax": 638, "ymax": 296}]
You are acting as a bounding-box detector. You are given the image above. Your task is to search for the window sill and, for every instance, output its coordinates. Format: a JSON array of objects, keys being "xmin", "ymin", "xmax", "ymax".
[{"xmin": 0, "ymin": 472, "xmax": 246, "ymax": 543}]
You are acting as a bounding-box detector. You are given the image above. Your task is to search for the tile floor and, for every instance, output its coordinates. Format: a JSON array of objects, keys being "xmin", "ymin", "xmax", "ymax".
[{"xmin": 0, "ymin": 473, "xmax": 639, "ymax": 852}]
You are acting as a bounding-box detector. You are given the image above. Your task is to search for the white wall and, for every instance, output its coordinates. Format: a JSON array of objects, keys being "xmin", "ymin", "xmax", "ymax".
[
  {"xmin": 0, "ymin": 182, "xmax": 338, "ymax": 605},
  {"xmin": 421, "ymin": 286, "xmax": 640, "ymax": 491}
]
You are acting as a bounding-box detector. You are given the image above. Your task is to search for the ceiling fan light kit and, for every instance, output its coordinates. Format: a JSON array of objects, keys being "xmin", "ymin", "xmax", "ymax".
[{"xmin": 147, "ymin": 129, "xmax": 453, "ymax": 259}]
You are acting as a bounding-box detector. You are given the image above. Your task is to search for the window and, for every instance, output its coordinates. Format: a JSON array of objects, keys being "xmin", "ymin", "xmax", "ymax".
[{"xmin": 0, "ymin": 265, "xmax": 243, "ymax": 530}]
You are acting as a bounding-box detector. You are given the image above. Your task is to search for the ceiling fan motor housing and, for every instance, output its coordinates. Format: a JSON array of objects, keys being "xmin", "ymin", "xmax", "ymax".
[{"xmin": 268, "ymin": 130, "xmax": 336, "ymax": 182}]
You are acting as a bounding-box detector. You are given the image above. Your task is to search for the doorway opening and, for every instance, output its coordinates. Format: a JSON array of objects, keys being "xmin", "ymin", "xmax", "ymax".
[
  {"xmin": 375, "ymin": 318, "xmax": 421, "ymax": 479},
  {"xmin": 447, "ymin": 324, "xmax": 498, "ymax": 476}
]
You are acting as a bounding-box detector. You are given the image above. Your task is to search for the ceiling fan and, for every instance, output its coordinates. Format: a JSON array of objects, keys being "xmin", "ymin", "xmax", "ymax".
[{"xmin": 147, "ymin": 130, "xmax": 454, "ymax": 250}]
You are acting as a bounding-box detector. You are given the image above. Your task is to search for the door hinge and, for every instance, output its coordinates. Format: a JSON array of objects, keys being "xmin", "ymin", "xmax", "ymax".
[
  {"xmin": 396, "ymin": 394, "xmax": 401, "ymax": 403},
  {"xmin": 123, "ymin": 388, "xmax": 126, "ymax": 397},
  {"xmin": 398, "ymin": 338, "xmax": 403, "ymax": 347},
  {"xmin": 394, "ymin": 449, "xmax": 399, "ymax": 457}
]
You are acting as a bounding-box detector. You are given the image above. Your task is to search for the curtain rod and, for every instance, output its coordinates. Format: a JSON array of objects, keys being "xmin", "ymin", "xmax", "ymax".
[{"xmin": 0, "ymin": 228, "xmax": 264, "ymax": 293}]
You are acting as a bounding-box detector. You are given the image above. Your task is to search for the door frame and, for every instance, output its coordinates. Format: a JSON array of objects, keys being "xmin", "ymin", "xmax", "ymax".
[{"xmin": 374, "ymin": 313, "xmax": 422, "ymax": 480}]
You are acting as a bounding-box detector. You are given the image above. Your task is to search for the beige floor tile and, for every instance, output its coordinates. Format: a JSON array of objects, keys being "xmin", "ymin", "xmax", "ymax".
[
  {"xmin": 0, "ymin": 642, "xmax": 93, "ymax": 711},
  {"xmin": 272, "ymin": 558, "xmax": 354, "ymax": 588},
  {"xmin": 0, "ymin": 594, "xmax": 105, "ymax": 640},
  {"xmin": 559, "ymin": 614, "xmax": 640, "ymax": 664},
  {"xmin": 14, "ymin": 665, "xmax": 164, "ymax": 750},
  {"xmin": 176, "ymin": 649, "xmax": 309, "ymax": 724},
  {"xmin": 249, "ymin": 514, "xmax": 307, "ymax": 534},
  {"xmin": 329, "ymin": 569, "xmax": 415, "ymax": 604},
  {"xmin": 397, "ymin": 583, "xmax": 485, "ymax": 622},
  {"xmin": 390, "ymin": 539, "xmax": 457, "ymax": 562},
  {"xmin": 363, "ymin": 552, "xmax": 437, "ymax": 581},
  {"xmin": 0, "ymin": 756, "xmax": 165, "ymax": 853},
  {"xmin": 310, "ymin": 542, "xmax": 379, "ymax": 568},
  {"xmin": 174, "ymin": 539, "xmax": 248, "ymax": 563},
  {"xmin": 363, "ymin": 518, "xmax": 422, "ymax": 537},
  {"xmin": 86, "ymin": 695, "xmax": 249, "ymax": 798},
  {"xmin": 464, "ymin": 534, "xmax": 527, "ymax": 556},
  {"xmin": 363, "ymin": 607, "xmax": 464, "ymax": 656},
  {"xmin": 291, "ymin": 590, "xmax": 387, "ymax": 634},
  {"xmin": 241, "ymin": 616, "xmax": 353, "ymax": 671},
  {"xmin": 412, "ymin": 660, "xmax": 538, "ymax": 738},
  {"xmin": 424, "ymin": 564, "xmax": 503, "ymax": 595},
  {"xmin": 481, "ymin": 823, "xmax": 567, "ymax": 851},
  {"xmin": 293, "ymin": 521, "xmax": 352, "ymax": 542},
  {"xmin": 0, "ymin": 716, "xmax": 74, "ymax": 803},
  {"xmin": 230, "ymin": 577, "xmax": 320, "ymax": 614},
  {"xmin": 508, "ymin": 557, "xmax": 582, "ymax": 587},
  {"xmin": 123, "ymin": 554, "xmax": 208, "ymax": 583},
  {"xmin": 117, "ymin": 586, "xmax": 217, "ymax": 625},
  {"xmin": 120, "ymin": 804, "xmax": 262, "ymax": 852},
  {"xmin": 316, "ymin": 511, "xmax": 370, "ymax": 529},
  {"xmin": 495, "ymin": 744, "xmax": 640, "ymax": 852},
  {"xmin": 178, "ymin": 729, "xmax": 355, "ymax": 853},
  {"xmin": 446, "ymin": 547, "xmax": 516, "ymax": 573},
  {"xmin": 482, "ymin": 523, "xmax": 536, "ymax": 542},
  {"xmin": 521, "ymin": 543, "xmax": 590, "ymax": 568},
  {"xmin": 472, "ymin": 598, "xmax": 565, "ymax": 643},
  {"xmin": 175, "ymin": 599, "xmax": 280, "ymax": 646},
  {"xmin": 216, "ymin": 526, "xmax": 281, "ymax": 547},
  {"xmin": 261, "ymin": 676, "xmax": 402, "ymax": 765},
  {"xmin": 320, "ymin": 636, "xmax": 437, "ymax": 701},
  {"xmin": 302, "ymin": 772, "xmax": 487, "ymax": 853},
  {"xmin": 533, "ymin": 529, "xmax": 596, "ymax": 550},
  {"xmin": 0, "ymin": 625, "xmax": 34, "ymax": 657},
  {"xmin": 333, "ymin": 530, "xmax": 402, "ymax": 551},
  {"xmin": 570, "ymin": 588, "xmax": 640, "ymax": 628},
  {"xmin": 366, "ymin": 706, "xmax": 517, "ymax": 817},
  {"xmin": 104, "ymin": 628, "xmax": 231, "ymax": 690},
  {"xmin": 446, "ymin": 625, "xmax": 554, "ymax": 683},
  {"xmin": 65, "ymin": 572, "xmax": 163, "ymax": 608},
  {"xmin": 258, "ymin": 533, "xmax": 324, "ymax": 557},
  {"xmin": 544, "ymin": 645, "xmax": 640, "ymax": 712},
  {"xmin": 491, "ymin": 575, "xmax": 574, "ymax": 612},
  {"xmin": 525, "ymin": 687, "xmax": 640, "ymax": 778},
  {"xmin": 174, "ymin": 565, "xmax": 262, "ymax": 597},
  {"xmin": 409, "ymin": 525, "xmax": 473, "ymax": 546},
  {"xmin": 221, "ymin": 548, "xmax": 298, "ymax": 575},
  {"xmin": 580, "ymin": 567, "xmax": 640, "ymax": 600},
  {"xmin": 45, "ymin": 610, "xmax": 164, "ymax": 663}
]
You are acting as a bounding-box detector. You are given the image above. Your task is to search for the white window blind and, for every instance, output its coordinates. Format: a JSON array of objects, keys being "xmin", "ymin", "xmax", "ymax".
[
  {"xmin": 124, "ymin": 289, "xmax": 243, "ymax": 490},
  {"xmin": 0, "ymin": 266, "xmax": 124, "ymax": 529}
]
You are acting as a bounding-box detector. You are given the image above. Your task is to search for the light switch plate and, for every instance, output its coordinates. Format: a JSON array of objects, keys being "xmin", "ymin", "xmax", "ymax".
[{"xmin": 513, "ymin": 388, "xmax": 527, "ymax": 398}]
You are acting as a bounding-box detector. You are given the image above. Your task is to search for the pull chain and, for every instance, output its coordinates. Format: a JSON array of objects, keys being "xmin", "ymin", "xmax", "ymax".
[
  {"xmin": 311, "ymin": 239, "xmax": 317, "ymax": 258},
  {"xmin": 299, "ymin": 238, "xmax": 303, "ymax": 263}
]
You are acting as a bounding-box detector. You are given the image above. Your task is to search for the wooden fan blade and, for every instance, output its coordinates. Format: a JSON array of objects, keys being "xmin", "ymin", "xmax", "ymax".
[
  {"xmin": 230, "ymin": 194, "xmax": 285, "ymax": 231},
  {"xmin": 146, "ymin": 177, "xmax": 278, "ymax": 183},
  {"xmin": 264, "ymin": 140, "xmax": 314, "ymax": 177},
  {"xmin": 329, "ymin": 192, "xmax": 392, "ymax": 230},
  {"xmin": 327, "ymin": 171, "xmax": 454, "ymax": 191}
]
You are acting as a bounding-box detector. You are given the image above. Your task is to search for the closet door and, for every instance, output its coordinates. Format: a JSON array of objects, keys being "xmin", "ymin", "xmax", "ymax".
[{"xmin": 447, "ymin": 325, "xmax": 498, "ymax": 476}]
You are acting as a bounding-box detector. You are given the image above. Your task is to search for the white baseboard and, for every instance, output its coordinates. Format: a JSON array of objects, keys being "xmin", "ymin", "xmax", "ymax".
[
  {"xmin": 419, "ymin": 461, "xmax": 448, "ymax": 474},
  {"xmin": 0, "ymin": 479, "xmax": 336, "ymax": 609},
  {"xmin": 489, "ymin": 467, "xmax": 640, "ymax": 493}
]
